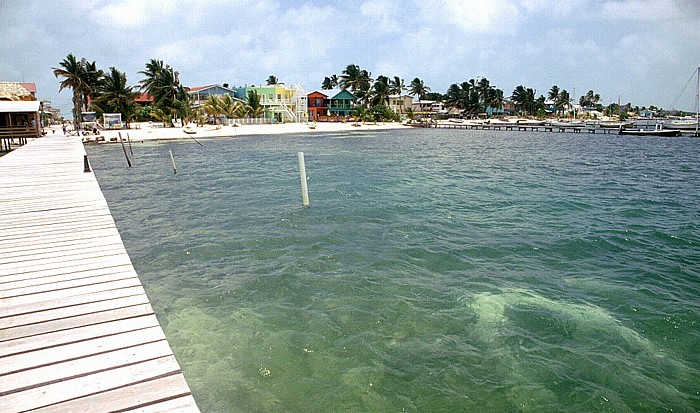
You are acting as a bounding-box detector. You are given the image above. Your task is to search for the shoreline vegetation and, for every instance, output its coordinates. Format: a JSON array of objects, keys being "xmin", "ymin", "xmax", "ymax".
[{"xmin": 50, "ymin": 54, "xmax": 695, "ymax": 139}]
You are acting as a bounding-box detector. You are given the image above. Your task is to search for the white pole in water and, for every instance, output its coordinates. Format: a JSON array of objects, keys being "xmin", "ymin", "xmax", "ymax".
[
  {"xmin": 298, "ymin": 151, "xmax": 310, "ymax": 206},
  {"xmin": 169, "ymin": 149, "xmax": 177, "ymax": 174}
]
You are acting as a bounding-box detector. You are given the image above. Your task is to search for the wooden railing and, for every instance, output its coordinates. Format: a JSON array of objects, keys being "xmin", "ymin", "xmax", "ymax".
[{"xmin": 0, "ymin": 126, "xmax": 38, "ymax": 151}]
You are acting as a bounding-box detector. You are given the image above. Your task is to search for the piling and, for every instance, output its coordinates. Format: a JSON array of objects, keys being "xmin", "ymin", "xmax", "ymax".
[
  {"xmin": 298, "ymin": 151, "xmax": 310, "ymax": 206},
  {"xmin": 169, "ymin": 149, "xmax": 177, "ymax": 174},
  {"xmin": 83, "ymin": 155, "xmax": 91, "ymax": 172},
  {"xmin": 119, "ymin": 132, "xmax": 132, "ymax": 167}
]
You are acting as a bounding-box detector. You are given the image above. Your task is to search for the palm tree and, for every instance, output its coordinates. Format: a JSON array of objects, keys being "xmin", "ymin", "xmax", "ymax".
[
  {"xmin": 368, "ymin": 75, "xmax": 391, "ymax": 107},
  {"xmin": 557, "ymin": 89, "xmax": 571, "ymax": 116},
  {"xmin": 388, "ymin": 76, "xmax": 405, "ymax": 96},
  {"xmin": 321, "ymin": 75, "xmax": 338, "ymax": 90},
  {"xmin": 476, "ymin": 78, "xmax": 491, "ymax": 103},
  {"xmin": 94, "ymin": 67, "xmax": 139, "ymax": 127},
  {"xmin": 408, "ymin": 77, "xmax": 431, "ymax": 100},
  {"xmin": 245, "ymin": 90, "xmax": 264, "ymax": 118},
  {"xmin": 444, "ymin": 83, "xmax": 466, "ymax": 113},
  {"xmin": 202, "ymin": 95, "xmax": 225, "ymax": 124},
  {"xmin": 511, "ymin": 85, "xmax": 536, "ymax": 116},
  {"xmin": 484, "ymin": 87, "xmax": 504, "ymax": 114},
  {"xmin": 139, "ymin": 59, "xmax": 184, "ymax": 125},
  {"xmin": 339, "ymin": 64, "xmax": 372, "ymax": 101},
  {"xmin": 548, "ymin": 85, "xmax": 560, "ymax": 115},
  {"xmin": 266, "ymin": 75, "xmax": 278, "ymax": 85},
  {"xmin": 53, "ymin": 54, "xmax": 93, "ymax": 130}
]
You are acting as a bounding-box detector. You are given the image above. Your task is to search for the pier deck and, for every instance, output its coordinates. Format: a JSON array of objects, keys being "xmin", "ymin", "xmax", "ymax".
[{"xmin": 0, "ymin": 136, "xmax": 199, "ymax": 412}]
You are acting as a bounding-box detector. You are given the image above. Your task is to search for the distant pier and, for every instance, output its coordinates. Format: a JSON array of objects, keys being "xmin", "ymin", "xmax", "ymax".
[{"xmin": 0, "ymin": 136, "xmax": 200, "ymax": 412}]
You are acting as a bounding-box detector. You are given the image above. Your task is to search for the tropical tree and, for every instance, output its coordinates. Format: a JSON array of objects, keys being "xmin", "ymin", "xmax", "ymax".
[
  {"xmin": 52, "ymin": 53, "xmax": 101, "ymax": 129},
  {"xmin": 139, "ymin": 59, "xmax": 185, "ymax": 125},
  {"xmin": 556, "ymin": 89, "xmax": 571, "ymax": 116},
  {"xmin": 339, "ymin": 64, "xmax": 372, "ymax": 102},
  {"xmin": 202, "ymin": 95, "xmax": 225, "ymax": 124},
  {"xmin": 511, "ymin": 85, "xmax": 537, "ymax": 116},
  {"xmin": 444, "ymin": 81, "xmax": 481, "ymax": 115},
  {"xmin": 93, "ymin": 67, "xmax": 139, "ymax": 127},
  {"xmin": 579, "ymin": 90, "xmax": 602, "ymax": 108},
  {"xmin": 266, "ymin": 75, "xmax": 278, "ymax": 85},
  {"xmin": 245, "ymin": 90, "xmax": 264, "ymax": 118},
  {"xmin": 548, "ymin": 85, "xmax": 561, "ymax": 114},
  {"xmin": 321, "ymin": 75, "xmax": 338, "ymax": 90},
  {"xmin": 408, "ymin": 77, "xmax": 431, "ymax": 99},
  {"xmin": 476, "ymin": 78, "xmax": 491, "ymax": 103},
  {"xmin": 370, "ymin": 75, "xmax": 392, "ymax": 107},
  {"xmin": 483, "ymin": 87, "xmax": 504, "ymax": 113},
  {"xmin": 408, "ymin": 77, "xmax": 430, "ymax": 100},
  {"xmin": 388, "ymin": 76, "xmax": 405, "ymax": 96}
]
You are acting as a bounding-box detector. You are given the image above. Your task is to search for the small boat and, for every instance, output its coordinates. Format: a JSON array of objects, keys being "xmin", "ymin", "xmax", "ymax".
[
  {"xmin": 662, "ymin": 118, "xmax": 698, "ymax": 130},
  {"xmin": 600, "ymin": 121, "xmax": 634, "ymax": 128},
  {"xmin": 448, "ymin": 118, "xmax": 464, "ymax": 123},
  {"xmin": 618, "ymin": 128, "xmax": 681, "ymax": 137},
  {"xmin": 308, "ymin": 122, "xmax": 317, "ymax": 129},
  {"xmin": 183, "ymin": 126, "xmax": 197, "ymax": 134},
  {"xmin": 549, "ymin": 120, "xmax": 586, "ymax": 128}
]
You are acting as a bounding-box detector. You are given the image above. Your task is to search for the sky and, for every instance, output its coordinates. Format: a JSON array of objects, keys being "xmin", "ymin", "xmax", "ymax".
[{"xmin": 1, "ymin": 0, "xmax": 699, "ymax": 117}]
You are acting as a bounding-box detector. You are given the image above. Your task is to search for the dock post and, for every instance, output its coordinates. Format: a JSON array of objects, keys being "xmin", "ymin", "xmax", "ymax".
[
  {"xmin": 169, "ymin": 149, "xmax": 177, "ymax": 174},
  {"xmin": 83, "ymin": 155, "xmax": 91, "ymax": 172},
  {"xmin": 298, "ymin": 151, "xmax": 310, "ymax": 207}
]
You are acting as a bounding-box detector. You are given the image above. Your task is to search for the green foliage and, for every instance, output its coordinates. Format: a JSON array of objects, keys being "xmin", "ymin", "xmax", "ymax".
[
  {"xmin": 52, "ymin": 53, "xmax": 103, "ymax": 127},
  {"xmin": 409, "ymin": 78, "xmax": 431, "ymax": 100},
  {"xmin": 138, "ymin": 59, "xmax": 191, "ymax": 125}
]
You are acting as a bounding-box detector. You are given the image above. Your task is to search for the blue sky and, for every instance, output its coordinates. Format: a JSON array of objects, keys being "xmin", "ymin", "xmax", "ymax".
[{"xmin": 1, "ymin": 0, "xmax": 699, "ymax": 116}]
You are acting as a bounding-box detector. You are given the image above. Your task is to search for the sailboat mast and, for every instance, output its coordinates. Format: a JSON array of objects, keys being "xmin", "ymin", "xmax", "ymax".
[{"xmin": 696, "ymin": 66, "xmax": 699, "ymax": 137}]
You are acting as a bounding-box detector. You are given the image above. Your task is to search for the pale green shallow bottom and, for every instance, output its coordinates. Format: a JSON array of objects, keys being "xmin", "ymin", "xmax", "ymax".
[{"xmin": 89, "ymin": 128, "xmax": 700, "ymax": 413}]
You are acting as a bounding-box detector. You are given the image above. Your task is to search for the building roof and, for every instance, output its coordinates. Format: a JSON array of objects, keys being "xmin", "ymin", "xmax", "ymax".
[
  {"xmin": 134, "ymin": 92, "xmax": 154, "ymax": 103},
  {"xmin": 330, "ymin": 89, "xmax": 356, "ymax": 100},
  {"xmin": 308, "ymin": 91, "xmax": 328, "ymax": 97},
  {"xmin": 0, "ymin": 100, "xmax": 41, "ymax": 112},
  {"xmin": 0, "ymin": 82, "xmax": 36, "ymax": 101}
]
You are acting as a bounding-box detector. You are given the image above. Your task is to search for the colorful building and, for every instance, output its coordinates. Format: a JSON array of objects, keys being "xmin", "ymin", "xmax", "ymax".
[
  {"xmin": 235, "ymin": 84, "xmax": 308, "ymax": 122},
  {"xmin": 187, "ymin": 84, "xmax": 241, "ymax": 107},
  {"xmin": 307, "ymin": 91, "xmax": 328, "ymax": 121},
  {"xmin": 328, "ymin": 90, "xmax": 356, "ymax": 117}
]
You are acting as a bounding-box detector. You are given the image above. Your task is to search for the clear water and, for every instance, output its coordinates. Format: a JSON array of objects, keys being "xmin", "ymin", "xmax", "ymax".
[{"xmin": 87, "ymin": 129, "xmax": 700, "ymax": 413}]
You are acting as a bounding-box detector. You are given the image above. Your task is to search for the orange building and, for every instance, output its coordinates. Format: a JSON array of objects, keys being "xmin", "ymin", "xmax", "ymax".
[{"xmin": 307, "ymin": 91, "xmax": 328, "ymax": 121}]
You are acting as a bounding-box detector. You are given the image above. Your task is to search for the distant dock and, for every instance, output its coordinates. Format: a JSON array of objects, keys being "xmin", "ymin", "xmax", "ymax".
[
  {"xmin": 0, "ymin": 136, "xmax": 200, "ymax": 412},
  {"xmin": 419, "ymin": 121, "xmax": 615, "ymax": 134}
]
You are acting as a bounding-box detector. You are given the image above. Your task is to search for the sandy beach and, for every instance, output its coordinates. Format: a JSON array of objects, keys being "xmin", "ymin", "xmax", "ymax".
[{"xmin": 55, "ymin": 121, "xmax": 409, "ymax": 143}]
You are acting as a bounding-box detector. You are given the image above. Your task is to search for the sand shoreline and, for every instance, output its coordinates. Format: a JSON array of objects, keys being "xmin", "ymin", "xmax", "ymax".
[{"xmin": 50, "ymin": 121, "xmax": 410, "ymax": 143}]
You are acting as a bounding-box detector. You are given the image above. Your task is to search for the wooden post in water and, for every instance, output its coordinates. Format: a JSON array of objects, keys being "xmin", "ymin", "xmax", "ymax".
[
  {"xmin": 83, "ymin": 155, "xmax": 91, "ymax": 173},
  {"xmin": 127, "ymin": 133, "xmax": 133, "ymax": 156},
  {"xmin": 118, "ymin": 132, "xmax": 132, "ymax": 167},
  {"xmin": 169, "ymin": 149, "xmax": 177, "ymax": 174},
  {"xmin": 298, "ymin": 151, "xmax": 309, "ymax": 206}
]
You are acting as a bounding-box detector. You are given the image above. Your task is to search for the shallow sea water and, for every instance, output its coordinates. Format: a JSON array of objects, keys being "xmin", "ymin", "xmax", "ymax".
[{"xmin": 88, "ymin": 128, "xmax": 700, "ymax": 412}]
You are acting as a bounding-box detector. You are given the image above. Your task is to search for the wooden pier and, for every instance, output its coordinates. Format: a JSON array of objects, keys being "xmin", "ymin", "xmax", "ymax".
[
  {"xmin": 422, "ymin": 122, "xmax": 616, "ymax": 134},
  {"xmin": 0, "ymin": 136, "xmax": 200, "ymax": 412}
]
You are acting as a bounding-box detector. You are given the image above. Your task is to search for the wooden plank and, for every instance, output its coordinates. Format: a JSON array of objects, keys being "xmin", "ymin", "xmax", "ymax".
[
  {"xmin": 0, "ymin": 314, "xmax": 160, "ymax": 357},
  {"xmin": 0, "ymin": 302, "xmax": 154, "ymax": 341},
  {"xmin": 123, "ymin": 395, "xmax": 200, "ymax": 413},
  {"xmin": 0, "ymin": 292, "xmax": 149, "ymax": 329},
  {"xmin": 0, "ymin": 355, "xmax": 183, "ymax": 412},
  {"xmin": 0, "ymin": 278, "xmax": 143, "ymax": 308},
  {"xmin": 0, "ymin": 339, "xmax": 174, "ymax": 395},
  {"xmin": 22, "ymin": 374, "xmax": 196, "ymax": 413},
  {"xmin": 0, "ymin": 136, "xmax": 199, "ymax": 412},
  {"xmin": 0, "ymin": 326, "xmax": 167, "ymax": 375}
]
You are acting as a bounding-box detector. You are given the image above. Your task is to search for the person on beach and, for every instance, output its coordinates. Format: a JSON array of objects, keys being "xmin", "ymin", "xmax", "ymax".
[{"xmin": 62, "ymin": 124, "xmax": 67, "ymax": 135}]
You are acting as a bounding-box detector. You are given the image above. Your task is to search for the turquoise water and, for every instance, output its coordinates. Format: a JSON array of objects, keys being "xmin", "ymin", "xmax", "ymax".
[{"xmin": 88, "ymin": 129, "xmax": 700, "ymax": 413}]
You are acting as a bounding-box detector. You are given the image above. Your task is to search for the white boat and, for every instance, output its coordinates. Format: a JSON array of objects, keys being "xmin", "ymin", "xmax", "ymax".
[
  {"xmin": 550, "ymin": 120, "xmax": 586, "ymax": 128},
  {"xmin": 662, "ymin": 117, "xmax": 698, "ymax": 130},
  {"xmin": 599, "ymin": 121, "xmax": 633, "ymax": 128}
]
